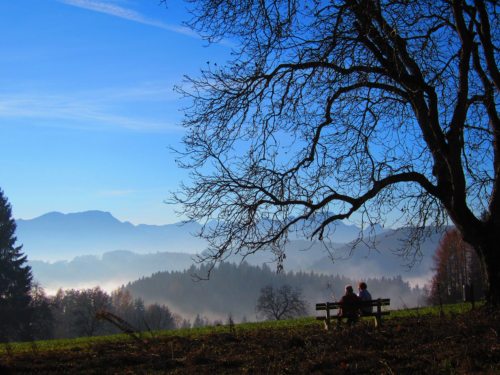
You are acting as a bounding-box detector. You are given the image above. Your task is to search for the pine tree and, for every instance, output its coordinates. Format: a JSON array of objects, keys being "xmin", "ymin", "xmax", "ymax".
[{"xmin": 0, "ymin": 189, "xmax": 33, "ymax": 341}]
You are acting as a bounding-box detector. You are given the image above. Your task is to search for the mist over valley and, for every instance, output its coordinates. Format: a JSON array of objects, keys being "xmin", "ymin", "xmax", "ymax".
[{"xmin": 19, "ymin": 210, "xmax": 441, "ymax": 318}]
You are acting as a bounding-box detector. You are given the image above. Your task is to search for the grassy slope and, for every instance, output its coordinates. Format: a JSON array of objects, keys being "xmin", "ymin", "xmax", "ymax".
[{"xmin": 1, "ymin": 303, "xmax": 499, "ymax": 374}]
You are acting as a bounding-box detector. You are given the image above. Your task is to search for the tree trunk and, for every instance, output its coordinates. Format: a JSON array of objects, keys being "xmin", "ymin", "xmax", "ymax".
[
  {"xmin": 463, "ymin": 218, "xmax": 500, "ymax": 306},
  {"xmin": 452, "ymin": 210, "xmax": 500, "ymax": 306},
  {"xmin": 480, "ymin": 241, "xmax": 500, "ymax": 306}
]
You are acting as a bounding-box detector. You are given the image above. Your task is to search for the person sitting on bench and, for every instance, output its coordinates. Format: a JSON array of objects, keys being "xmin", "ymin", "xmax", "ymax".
[
  {"xmin": 338, "ymin": 285, "xmax": 360, "ymax": 325},
  {"xmin": 358, "ymin": 281, "xmax": 373, "ymax": 315}
]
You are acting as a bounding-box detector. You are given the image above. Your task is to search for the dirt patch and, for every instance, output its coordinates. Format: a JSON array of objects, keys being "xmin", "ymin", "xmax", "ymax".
[{"xmin": 2, "ymin": 308, "xmax": 499, "ymax": 374}]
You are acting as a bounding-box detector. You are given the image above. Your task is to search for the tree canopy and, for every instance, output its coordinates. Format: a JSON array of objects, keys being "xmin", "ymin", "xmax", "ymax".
[{"xmin": 172, "ymin": 1, "xmax": 500, "ymax": 304}]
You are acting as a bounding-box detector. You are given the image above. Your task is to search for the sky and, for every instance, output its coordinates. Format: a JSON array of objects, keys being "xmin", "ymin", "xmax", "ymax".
[{"xmin": 0, "ymin": 0, "xmax": 229, "ymax": 225}]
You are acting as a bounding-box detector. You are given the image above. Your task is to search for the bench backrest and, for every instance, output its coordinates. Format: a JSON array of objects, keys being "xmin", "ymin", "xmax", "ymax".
[{"xmin": 316, "ymin": 298, "xmax": 390, "ymax": 311}]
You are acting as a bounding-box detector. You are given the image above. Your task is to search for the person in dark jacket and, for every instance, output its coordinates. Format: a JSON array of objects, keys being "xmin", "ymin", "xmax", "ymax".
[{"xmin": 338, "ymin": 285, "xmax": 360, "ymax": 325}]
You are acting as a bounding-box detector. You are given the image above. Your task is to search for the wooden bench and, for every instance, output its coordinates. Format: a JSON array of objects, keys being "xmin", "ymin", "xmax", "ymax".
[{"xmin": 316, "ymin": 298, "xmax": 390, "ymax": 330}]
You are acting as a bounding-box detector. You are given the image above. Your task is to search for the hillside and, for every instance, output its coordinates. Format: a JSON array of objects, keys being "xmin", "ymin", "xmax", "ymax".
[
  {"xmin": 125, "ymin": 262, "xmax": 425, "ymax": 321},
  {"xmin": 2, "ymin": 308, "xmax": 499, "ymax": 374}
]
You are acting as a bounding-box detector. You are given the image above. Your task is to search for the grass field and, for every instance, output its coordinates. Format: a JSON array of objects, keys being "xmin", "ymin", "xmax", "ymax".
[
  {"xmin": 0, "ymin": 302, "xmax": 476, "ymax": 354},
  {"xmin": 1, "ymin": 302, "xmax": 498, "ymax": 374}
]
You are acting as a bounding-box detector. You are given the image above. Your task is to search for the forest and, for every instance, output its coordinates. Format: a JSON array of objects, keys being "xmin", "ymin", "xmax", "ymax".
[
  {"xmin": 125, "ymin": 261, "xmax": 426, "ymax": 323},
  {"xmin": 26, "ymin": 286, "xmax": 177, "ymax": 341}
]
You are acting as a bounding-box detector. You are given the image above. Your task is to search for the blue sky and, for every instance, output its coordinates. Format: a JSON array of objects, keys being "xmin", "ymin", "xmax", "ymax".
[{"xmin": 0, "ymin": 0, "xmax": 229, "ymax": 224}]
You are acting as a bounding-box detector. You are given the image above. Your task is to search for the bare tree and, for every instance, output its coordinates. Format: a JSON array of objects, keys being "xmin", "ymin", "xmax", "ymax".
[
  {"xmin": 256, "ymin": 285, "xmax": 307, "ymax": 320},
  {"xmin": 171, "ymin": 1, "xmax": 500, "ymax": 304}
]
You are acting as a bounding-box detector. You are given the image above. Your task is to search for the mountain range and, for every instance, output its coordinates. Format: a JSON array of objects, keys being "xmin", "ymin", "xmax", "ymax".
[
  {"xmin": 17, "ymin": 210, "xmax": 444, "ymax": 292},
  {"xmin": 16, "ymin": 210, "xmax": 206, "ymax": 261}
]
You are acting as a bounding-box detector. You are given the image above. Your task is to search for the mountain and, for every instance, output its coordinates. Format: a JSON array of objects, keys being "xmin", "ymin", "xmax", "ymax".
[
  {"xmin": 28, "ymin": 227, "xmax": 442, "ymax": 293},
  {"xmin": 308, "ymin": 227, "xmax": 442, "ymax": 285},
  {"xmin": 18, "ymin": 210, "xmax": 443, "ymax": 292},
  {"xmin": 15, "ymin": 210, "xmax": 373, "ymax": 262},
  {"xmin": 287, "ymin": 218, "xmax": 370, "ymax": 243},
  {"xmin": 226, "ymin": 227, "xmax": 441, "ymax": 284},
  {"xmin": 16, "ymin": 211, "xmax": 207, "ymax": 261}
]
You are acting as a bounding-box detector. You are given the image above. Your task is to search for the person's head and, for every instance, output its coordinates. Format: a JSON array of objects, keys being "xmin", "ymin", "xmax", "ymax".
[
  {"xmin": 345, "ymin": 285, "xmax": 354, "ymax": 294},
  {"xmin": 358, "ymin": 282, "xmax": 367, "ymax": 291}
]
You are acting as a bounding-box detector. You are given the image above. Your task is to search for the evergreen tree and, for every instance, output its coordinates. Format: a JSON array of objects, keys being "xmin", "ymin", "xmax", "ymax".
[{"xmin": 0, "ymin": 189, "xmax": 33, "ymax": 341}]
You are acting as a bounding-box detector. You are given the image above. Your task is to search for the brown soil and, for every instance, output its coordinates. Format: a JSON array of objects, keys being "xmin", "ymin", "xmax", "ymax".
[{"xmin": 2, "ymin": 309, "xmax": 499, "ymax": 374}]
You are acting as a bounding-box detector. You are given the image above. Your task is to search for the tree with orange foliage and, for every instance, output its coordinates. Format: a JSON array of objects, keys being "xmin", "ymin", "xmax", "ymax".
[{"xmin": 429, "ymin": 229, "xmax": 485, "ymax": 305}]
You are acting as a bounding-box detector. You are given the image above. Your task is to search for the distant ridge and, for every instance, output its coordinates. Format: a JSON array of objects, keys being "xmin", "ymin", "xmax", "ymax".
[
  {"xmin": 16, "ymin": 210, "xmax": 373, "ymax": 262},
  {"xmin": 16, "ymin": 210, "xmax": 206, "ymax": 261}
]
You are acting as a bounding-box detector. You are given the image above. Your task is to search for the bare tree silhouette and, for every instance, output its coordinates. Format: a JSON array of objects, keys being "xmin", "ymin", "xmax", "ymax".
[
  {"xmin": 171, "ymin": 1, "xmax": 500, "ymax": 304},
  {"xmin": 256, "ymin": 285, "xmax": 307, "ymax": 320}
]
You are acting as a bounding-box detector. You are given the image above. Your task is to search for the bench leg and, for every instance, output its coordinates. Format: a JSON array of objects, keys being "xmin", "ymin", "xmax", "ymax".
[
  {"xmin": 373, "ymin": 315, "xmax": 383, "ymax": 327},
  {"xmin": 375, "ymin": 301, "xmax": 382, "ymax": 328},
  {"xmin": 324, "ymin": 309, "xmax": 331, "ymax": 330}
]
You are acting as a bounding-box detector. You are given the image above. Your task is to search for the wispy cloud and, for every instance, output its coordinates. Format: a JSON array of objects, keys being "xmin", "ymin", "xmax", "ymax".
[
  {"xmin": 0, "ymin": 86, "xmax": 183, "ymax": 133},
  {"xmin": 59, "ymin": 0, "xmax": 198, "ymax": 38}
]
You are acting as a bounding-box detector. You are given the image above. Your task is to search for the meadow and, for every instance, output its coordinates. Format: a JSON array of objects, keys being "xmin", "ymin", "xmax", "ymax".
[{"xmin": 1, "ymin": 303, "xmax": 498, "ymax": 374}]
